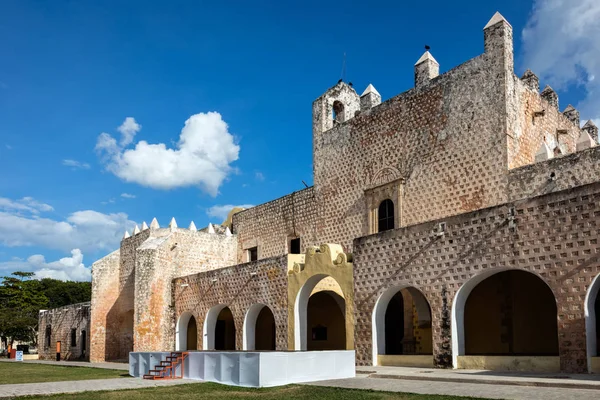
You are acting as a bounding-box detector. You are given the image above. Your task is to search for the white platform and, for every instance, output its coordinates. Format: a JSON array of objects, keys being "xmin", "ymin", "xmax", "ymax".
[{"xmin": 129, "ymin": 350, "xmax": 355, "ymax": 387}]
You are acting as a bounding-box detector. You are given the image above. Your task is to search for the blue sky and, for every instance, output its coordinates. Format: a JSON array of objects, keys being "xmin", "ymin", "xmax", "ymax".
[{"xmin": 0, "ymin": 0, "xmax": 598, "ymax": 280}]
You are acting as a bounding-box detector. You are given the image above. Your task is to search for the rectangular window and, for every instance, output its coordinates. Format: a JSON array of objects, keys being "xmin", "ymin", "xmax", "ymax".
[
  {"xmin": 290, "ymin": 238, "xmax": 301, "ymax": 254},
  {"xmin": 247, "ymin": 247, "xmax": 258, "ymax": 262},
  {"xmin": 70, "ymin": 329, "xmax": 77, "ymax": 347}
]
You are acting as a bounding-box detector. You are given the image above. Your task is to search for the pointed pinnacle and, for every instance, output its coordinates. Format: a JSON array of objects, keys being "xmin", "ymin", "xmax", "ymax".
[
  {"xmin": 169, "ymin": 217, "xmax": 177, "ymax": 230},
  {"xmin": 189, "ymin": 221, "xmax": 197, "ymax": 231},
  {"xmin": 207, "ymin": 223, "xmax": 215, "ymax": 234},
  {"xmin": 133, "ymin": 225, "xmax": 140, "ymax": 235},
  {"xmin": 150, "ymin": 218, "xmax": 159, "ymax": 229},
  {"xmin": 123, "ymin": 230, "xmax": 130, "ymax": 239},
  {"xmin": 225, "ymin": 227, "xmax": 232, "ymax": 237},
  {"xmin": 141, "ymin": 221, "xmax": 149, "ymax": 230}
]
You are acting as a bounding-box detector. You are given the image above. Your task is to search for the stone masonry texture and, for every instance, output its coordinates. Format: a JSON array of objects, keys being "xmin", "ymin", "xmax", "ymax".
[
  {"xmin": 38, "ymin": 302, "xmax": 90, "ymax": 361},
  {"xmin": 42, "ymin": 12, "xmax": 600, "ymax": 374}
]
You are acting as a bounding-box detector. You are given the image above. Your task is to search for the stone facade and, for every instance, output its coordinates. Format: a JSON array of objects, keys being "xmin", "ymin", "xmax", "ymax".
[
  {"xmin": 43, "ymin": 11, "xmax": 600, "ymax": 374},
  {"xmin": 38, "ymin": 302, "xmax": 90, "ymax": 361}
]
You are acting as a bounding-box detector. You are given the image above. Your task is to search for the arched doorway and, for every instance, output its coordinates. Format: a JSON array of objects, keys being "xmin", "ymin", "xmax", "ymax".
[
  {"xmin": 452, "ymin": 269, "xmax": 559, "ymax": 371},
  {"xmin": 203, "ymin": 305, "xmax": 236, "ymax": 351},
  {"xmin": 307, "ymin": 291, "xmax": 346, "ymax": 350},
  {"xmin": 243, "ymin": 304, "xmax": 276, "ymax": 351},
  {"xmin": 372, "ymin": 286, "xmax": 432, "ymax": 366},
  {"xmin": 585, "ymin": 274, "xmax": 600, "ymax": 372},
  {"xmin": 294, "ymin": 274, "xmax": 351, "ymax": 350},
  {"xmin": 176, "ymin": 312, "xmax": 197, "ymax": 351}
]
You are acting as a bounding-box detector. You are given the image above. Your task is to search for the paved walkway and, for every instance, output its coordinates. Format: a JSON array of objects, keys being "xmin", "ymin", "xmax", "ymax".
[
  {"xmin": 355, "ymin": 366, "xmax": 600, "ymax": 390},
  {"xmin": 0, "ymin": 378, "xmax": 195, "ymax": 398},
  {"xmin": 0, "ymin": 358, "xmax": 129, "ymax": 370},
  {"xmin": 307, "ymin": 375, "xmax": 600, "ymax": 400}
]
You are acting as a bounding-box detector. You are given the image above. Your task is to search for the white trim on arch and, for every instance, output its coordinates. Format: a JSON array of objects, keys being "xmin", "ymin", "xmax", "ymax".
[
  {"xmin": 203, "ymin": 304, "xmax": 228, "ymax": 350},
  {"xmin": 585, "ymin": 273, "xmax": 600, "ymax": 373},
  {"xmin": 451, "ymin": 268, "xmax": 557, "ymax": 368},
  {"xmin": 175, "ymin": 311, "xmax": 194, "ymax": 351},
  {"xmin": 371, "ymin": 286, "xmax": 431, "ymax": 366}
]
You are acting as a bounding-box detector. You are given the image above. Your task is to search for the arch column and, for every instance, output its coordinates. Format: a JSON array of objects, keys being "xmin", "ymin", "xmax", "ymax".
[{"xmin": 175, "ymin": 311, "xmax": 194, "ymax": 351}]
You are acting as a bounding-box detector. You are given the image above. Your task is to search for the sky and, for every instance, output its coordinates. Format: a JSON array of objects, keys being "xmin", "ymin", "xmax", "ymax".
[{"xmin": 0, "ymin": 0, "xmax": 598, "ymax": 281}]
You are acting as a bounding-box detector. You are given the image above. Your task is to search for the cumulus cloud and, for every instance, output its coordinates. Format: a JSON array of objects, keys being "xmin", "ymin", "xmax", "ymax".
[
  {"xmin": 521, "ymin": 0, "xmax": 600, "ymax": 122},
  {"xmin": 0, "ymin": 197, "xmax": 53, "ymax": 215},
  {"xmin": 62, "ymin": 159, "xmax": 91, "ymax": 170},
  {"xmin": 117, "ymin": 117, "xmax": 141, "ymax": 147},
  {"xmin": 0, "ymin": 196, "xmax": 135, "ymax": 253},
  {"xmin": 120, "ymin": 193, "xmax": 136, "ymax": 199},
  {"xmin": 206, "ymin": 204, "xmax": 254, "ymax": 221},
  {"xmin": 96, "ymin": 113, "xmax": 240, "ymax": 196},
  {"xmin": 0, "ymin": 249, "xmax": 91, "ymax": 281}
]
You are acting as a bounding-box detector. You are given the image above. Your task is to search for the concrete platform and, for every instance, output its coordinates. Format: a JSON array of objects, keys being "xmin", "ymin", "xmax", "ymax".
[{"xmin": 130, "ymin": 350, "xmax": 355, "ymax": 387}]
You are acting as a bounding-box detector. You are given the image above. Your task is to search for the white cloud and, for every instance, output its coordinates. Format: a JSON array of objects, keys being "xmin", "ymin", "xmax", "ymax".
[
  {"xmin": 0, "ymin": 196, "xmax": 135, "ymax": 253},
  {"xmin": 96, "ymin": 113, "xmax": 240, "ymax": 196},
  {"xmin": 121, "ymin": 193, "xmax": 136, "ymax": 199},
  {"xmin": 117, "ymin": 117, "xmax": 141, "ymax": 147},
  {"xmin": 62, "ymin": 159, "xmax": 91, "ymax": 170},
  {"xmin": 0, "ymin": 249, "xmax": 91, "ymax": 281},
  {"xmin": 255, "ymin": 172, "xmax": 265, "ymax": 181},
  {"xmin": 0, "ymin": 197, "xmax": 53, "ymax": 215},
  {"xmin": 206, "ymin": 204, "xmax": 254, "ymax": 221},
  {"xmin": 521, "ymin": 0, "xmax": 600, "ymax": 121}
]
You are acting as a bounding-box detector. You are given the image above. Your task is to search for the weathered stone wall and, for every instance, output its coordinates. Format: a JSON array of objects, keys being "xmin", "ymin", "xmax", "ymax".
[
  {"xmin": 352, "ymin": 180, "xmax": 600, "ymax": 373},
  {"xmin": 133, "ymin": 227, "xmax": 237, "ymax": 353},
  {"xmin": 311, "ymin": 19, "xmax": 515, "ymax": 252},
  {"xmin": 173, "ymin": 256, "xmax": 289, "ymax": 351},
  {"xmin": 232, "ymin": 187, "xmax": 317, "ymax": 263},
  {"xmin": 90, "ymin": 249, "xmax": 120, "ymax": 362},
  {"xmin": 38, "ymin": 302, "xmax": 90, "ymax": 361},
  {"xmin": 507, "ymin": 74, "xmax": 582, "ymax": 170},
  {"xmin": 508, "ymin": 146, "xmax": 600, "ymax": 201}
]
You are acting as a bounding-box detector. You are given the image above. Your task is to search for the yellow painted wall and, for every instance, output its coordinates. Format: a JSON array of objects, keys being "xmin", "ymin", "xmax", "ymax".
[
  {"xmin": 591, "ymin": 357, "xmax": 600, "ymax": 374},
  {"xmin": 457, "ymin": 356, "xmax": 560, "ymax": 372},
  {"xmin": 378, "ymin": 355, "xmax": 434, "ymax": 367},
  {"xmin": 287, "ymin": 244, "xmax": 354, "ymax": 350}
]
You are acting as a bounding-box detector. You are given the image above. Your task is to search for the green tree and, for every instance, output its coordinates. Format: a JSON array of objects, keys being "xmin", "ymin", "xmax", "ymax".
[{"xmin": 0, "ymin": 272, "xmax": 92, "ymax": 348}]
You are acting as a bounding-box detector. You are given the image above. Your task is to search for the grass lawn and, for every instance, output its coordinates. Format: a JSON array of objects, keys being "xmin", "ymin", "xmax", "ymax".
[
  {"xmin": 0, "ymin": 362, "xmax": 126, "ymax": 384},
  {"xmin": 21, "ymin": 382, "xmax": 489, "ymax": 399}
]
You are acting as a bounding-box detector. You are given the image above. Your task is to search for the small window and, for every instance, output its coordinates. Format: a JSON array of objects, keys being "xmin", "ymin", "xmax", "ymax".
[
  {"xmin": 70, "ymin": 329, "xmax": 77, "ymax": 347},
  {"xmin": 45, "ymin": 327, "xmax": 51, "ymax": 349},
  {"xmin": 312, "ymin": 325, "xmax": 327, "ymax": 341},
  {"xmin": 332, "ymin": 101, "xmax": 345, "ymax": 123},
  {"xmin": 290, "ymin": 238, "xmax": 301, "ymax": 254},
  {"xmin": 248, "ymin": 247, "xmax": 258, "ymax": 262},
  {"xmin": 378, "ymin": 199, "xmax": 395, "ymax": 232}
]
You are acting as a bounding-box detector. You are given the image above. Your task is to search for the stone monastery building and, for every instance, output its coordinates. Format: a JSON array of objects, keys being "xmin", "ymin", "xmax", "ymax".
[{"xmin": 39, "ymin": 12, "xmax": 600, "ymax": 374}]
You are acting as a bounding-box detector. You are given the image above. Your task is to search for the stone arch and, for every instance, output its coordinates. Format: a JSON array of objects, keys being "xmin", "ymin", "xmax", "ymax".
[
  {"xmin": 332, "ymin": 100, "xmax": 345, "ymax": 123},
  {"xmin": 243, "ymin": 304, "xmax": 276, "ymax": 351},
  {"xmin": 288, "ymin": 244, "xmax": 354, "ymax": 351},
  {"xmin": 176, "ymin": 311, "xmax": 197, "ymax": 351},
  {"xmin": 585, "ymin": 273, "xmax": 600, "ymax": 372},
  {"xmin": 372, "ymin": 285, "xmax": 432, "ymax": 366},
  {"xmin": 452, "ymin": 268, "xmax": 559, "ymax": 370},
  {"xmin": 203, "ymin": 304, "xmax": 236, "ymax": 350}
]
